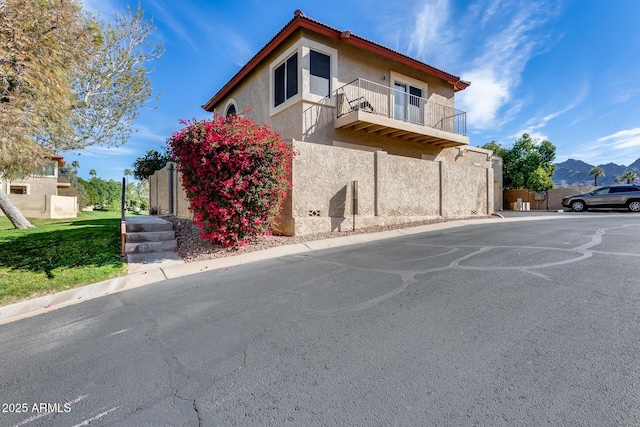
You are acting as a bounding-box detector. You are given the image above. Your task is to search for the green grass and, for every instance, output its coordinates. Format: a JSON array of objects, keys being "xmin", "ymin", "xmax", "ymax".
[{"xmin": 0, "ymin": 211, "xmax": 128, "ymax": 306}]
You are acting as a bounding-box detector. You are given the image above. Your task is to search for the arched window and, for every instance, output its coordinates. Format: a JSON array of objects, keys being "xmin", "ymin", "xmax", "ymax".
[{"xmin": 225, "ymin": 104, "xmax": 236, "ymax": 116}]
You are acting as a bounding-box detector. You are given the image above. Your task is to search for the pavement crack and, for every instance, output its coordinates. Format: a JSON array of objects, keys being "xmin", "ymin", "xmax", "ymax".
[{"xmin": 192, "ymin": 399, "xmax": 203, "ymax": 427}]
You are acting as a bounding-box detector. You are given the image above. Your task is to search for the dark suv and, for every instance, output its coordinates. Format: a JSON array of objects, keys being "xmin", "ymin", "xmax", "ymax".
[{"xmin": 562, "ymin": 185, "xmax": 640, "ymax": 212}]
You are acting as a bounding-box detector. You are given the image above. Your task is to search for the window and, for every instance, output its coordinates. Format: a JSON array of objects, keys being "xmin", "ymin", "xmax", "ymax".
[
  {"xmin": 310, "ymin": 50, "xmax": 330, "ymax": 97},
  {"xmin": 274, "ymin": 53, "xmax": 298, "ymax": 107},
  {"xmin": 612, "ymin": 186, "xmax": 639, "ymax": 193},
  {"xmin": 268, "ymin": 38, "xmax": 338, "ymax": 116},
  {"xmin": 9, "ymin": 185, "xmax": 28, "ymax": 195},
  {"xmin": 34, "ymin": 162, "xmax": 56, "ymax": 177},
  {"xmin": 225, "ymin": 104, "xmax": 236, "ymax": 116}
]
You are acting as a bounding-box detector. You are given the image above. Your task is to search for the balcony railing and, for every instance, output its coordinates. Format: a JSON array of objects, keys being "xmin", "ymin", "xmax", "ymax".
[{"xmin": 334, "ymin": 78, "xmax": 466, "ymax": 136}]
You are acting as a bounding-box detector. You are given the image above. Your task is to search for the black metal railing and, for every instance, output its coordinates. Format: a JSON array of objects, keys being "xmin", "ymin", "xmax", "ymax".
[{"xmin": 334, "ymin": 78, "xmax": 466, "ymax": 136}]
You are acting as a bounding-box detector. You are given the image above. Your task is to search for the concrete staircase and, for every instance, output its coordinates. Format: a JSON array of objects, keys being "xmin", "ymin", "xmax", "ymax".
[{"xmin": 124, "ymin": 216, "xmax": 182, "ymax": 272}]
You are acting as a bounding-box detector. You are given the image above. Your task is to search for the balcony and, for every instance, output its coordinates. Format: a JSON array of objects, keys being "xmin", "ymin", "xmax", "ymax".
[
  {"xmin": 57, "ymin": 172, "xmax": 72, "ymax": 188},
  {"xmin": 334, "ymin": 78, "xmax": 469, "ymax": 148}
]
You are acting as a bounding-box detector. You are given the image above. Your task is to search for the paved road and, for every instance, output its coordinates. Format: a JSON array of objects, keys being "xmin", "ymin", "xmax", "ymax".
[{"xmin": 1, "ymin": 213, "xmax": 639, "ymax": 426}]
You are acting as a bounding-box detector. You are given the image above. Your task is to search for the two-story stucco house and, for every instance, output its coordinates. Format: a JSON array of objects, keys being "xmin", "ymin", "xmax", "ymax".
[
  {"xmin": 0, "ymin": 155, "xmax": 78, "ymax": 219},
  {"xmin": 200, "ymin": 10, "xmax": 497, "ymax": 235}
]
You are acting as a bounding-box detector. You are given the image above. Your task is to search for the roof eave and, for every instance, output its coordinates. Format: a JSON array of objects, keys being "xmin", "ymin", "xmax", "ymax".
[{"xmin": 202, "ymin": 13, "xmax": 469, "ymax": 111}]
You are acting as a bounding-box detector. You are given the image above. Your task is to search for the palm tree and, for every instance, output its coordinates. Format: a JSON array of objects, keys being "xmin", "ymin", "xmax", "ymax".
[
  {"xmin": 70, "ymin": 160, "xmax": 80, "ymax": 175},
  {"xmin": 588, "ymin": 167, "xmax": 605, "ymax": 186},
  {"xmin": 89, "ymin": 169, "xmax": 97, "ymax": 179},
  {"xmin": 621, "ymin": 170, "xmax": 638, "ymax": 184},
  {"xmin": 124, "ymin": 168, "xmax": 133, "ymax": 184}
]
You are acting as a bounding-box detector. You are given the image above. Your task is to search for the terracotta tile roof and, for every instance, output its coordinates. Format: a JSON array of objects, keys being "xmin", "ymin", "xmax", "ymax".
[{"xmin": 202, "ymin": 10, "xmax": 469, "ymax": 112}]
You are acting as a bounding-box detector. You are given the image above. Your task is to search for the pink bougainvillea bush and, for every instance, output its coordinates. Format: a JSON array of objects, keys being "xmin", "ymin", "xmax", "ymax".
[{"xmin": 168, "ymin": 114, "xmax": 295, "ymax": 247}]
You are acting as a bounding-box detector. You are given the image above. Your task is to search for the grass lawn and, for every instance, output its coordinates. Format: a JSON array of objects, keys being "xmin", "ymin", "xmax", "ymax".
[{"xmin": 0, "ymin": 211, "xmax": 129, "ymax": 306}]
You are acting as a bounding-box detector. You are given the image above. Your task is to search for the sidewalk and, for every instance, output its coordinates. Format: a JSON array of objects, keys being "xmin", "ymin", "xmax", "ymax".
[{"xmin": 0, "ymin": 213, "xmax": 573, "ymax": 325}]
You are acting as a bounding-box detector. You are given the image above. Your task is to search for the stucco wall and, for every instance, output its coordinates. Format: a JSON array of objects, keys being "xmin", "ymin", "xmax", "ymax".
[
  {"xmin": 0, "ymin": 178, "xmax": 77, "ymax": 219},
  {"xmin": 441, "ymin": 163, "xmax": 490, "ymax": 216},
  {"xmin": 378, "ymin": 152, "xmax": 440, "ymax": 216},
  {"xmin": 50, "ymin": 195, "xmax": 78, "ymax": 219},
  {"xmin": 148, "ymin": 163, "xmax": 192, "ymax": 218},
  {"xmin": 290, "ymin": 142, "xmax": 375, "ymax": 234},
  {"xmin": 286, "ymin": 140, "xmax": 493, "ymax": 235},
  {"xmin": 1, "ymin": 194, "xmax": 77, "ymax": 219},
  {"xmin": 149, "ymin": 141, "xmax": 495, "ymax": 236}
]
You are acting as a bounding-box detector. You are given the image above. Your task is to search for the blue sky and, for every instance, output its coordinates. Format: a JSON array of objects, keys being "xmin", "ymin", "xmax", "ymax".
[{"xmin": 74, "ymin": 0, "xmax": 640, "ymax": 181}]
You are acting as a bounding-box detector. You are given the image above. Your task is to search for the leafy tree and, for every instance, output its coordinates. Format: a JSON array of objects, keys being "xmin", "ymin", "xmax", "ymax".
[
  {"xmin": 621, "ymin": 170, "xmax": 638, "ymax": 184},
  {"xmin": 589, "ymin": 167, "xmax": 605, "ymax": 186},
  {"xmin": 483, "ymin": 133, "xmax": 556, "ymax": 191},
  {"xmin": 0, "ymin": 0, "xmax": 96, "ymax": 228},
  {"xmin": 125, "ymin": 180, "xmax": 149, "ymax": 211},
  {"xmin": 77, "ymin": 177, "xmax": 98, "ymax": 206},
  {"xmin": 0, "ymin": 0, "xmax": 163, "ymax": 229},
  {"xmin": 132, "ymin": 149, "xmax": 172, "ymax": 180},
  {"xmin": 82, "ymin": 176, "xmax": 121, "ymax": 210},
  {"xmin": 527, "ymin": 167, "xmax": 555, "ymax": 193},
  {"xmin": 58, "ymin": 160, "xmax": 90, "ymax": 208},
  {"xmin": 69, "ymin": 4, "xmax": 164, "ymax": 150}
]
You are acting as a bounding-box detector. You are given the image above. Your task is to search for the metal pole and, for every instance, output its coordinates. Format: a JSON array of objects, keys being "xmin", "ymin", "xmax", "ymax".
[
  {"xmin": 121, "ymin": 177, "xmax": 126, "ymax": 221},
  {"xmin": 352, "ymin": 180, "xmax": 358, "ymax": 231},
  {"xmin": 121, "ymin": 177, "xmax": 126, "ymax": 257}
]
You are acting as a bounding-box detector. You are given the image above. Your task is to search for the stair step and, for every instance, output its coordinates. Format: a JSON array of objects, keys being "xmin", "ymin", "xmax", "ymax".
[
  {"xmin": 125, "ymin": 230, "xmax": 176, "ymax": 243},
  {"xmin": 125, "ymin": 240, "xmax": 178, "ymax": 254},
  {"xmin": 125, "ymin": 222, "xmax": 174, "ymax": 233}
]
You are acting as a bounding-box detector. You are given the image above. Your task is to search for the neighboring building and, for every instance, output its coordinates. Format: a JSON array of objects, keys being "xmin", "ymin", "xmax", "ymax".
[
  {"xmin": 0, "ymin": 155, "xmax": 78, "ymax": 219},
  {"xmin": 154, "ymin": 10, "xmax": 500, "ymax": 235}
]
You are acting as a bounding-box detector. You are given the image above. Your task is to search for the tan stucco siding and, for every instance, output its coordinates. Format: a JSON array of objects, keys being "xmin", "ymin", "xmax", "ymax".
[
  {"xmin": 292, "ymin": 141, "xmax": 375, "ymax": 218},
  {"xmin": 441, "ymin": 163, "xmax": 492, "ymax": 216},
  {"xmin": 211, "ymin": 29, "xmax": 458, "ymax": 154},
  {"xmin": 379, "ymin": 153, "xmax": 440, "ymax": 216}
]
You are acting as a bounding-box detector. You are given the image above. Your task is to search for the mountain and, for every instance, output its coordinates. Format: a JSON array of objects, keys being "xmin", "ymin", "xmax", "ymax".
[
  {"xmin": 629, "ymin": 157, "xmax": 640, "ymax": 171},
  {"xmin": 553, "ymin": 157, "xmax": 640, "ymax": 187}
]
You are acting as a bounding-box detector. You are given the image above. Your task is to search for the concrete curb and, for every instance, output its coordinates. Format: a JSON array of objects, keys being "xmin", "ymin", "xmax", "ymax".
[{"xmin": 0, "ymin": 213, "xmax": 593, "ymax": 325}]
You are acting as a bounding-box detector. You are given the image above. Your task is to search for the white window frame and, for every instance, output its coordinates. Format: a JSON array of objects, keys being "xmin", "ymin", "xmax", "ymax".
[
  {"xmin": 224, "ymin": 98, "xmax": 238, "ymax": 116},
  {"xmin": 269, "ymin": 43, "xmax": 301, "ymax": 116},
  {"xmin": 390, "ymin": 71, "xmax": 427, "ymax": 124},
  {"xmin": 302, "ymin": 40, "xmax": 338, "ymax": 104},
  {"xmin": 9, "ymin": 184, "xmax": 30, "ymax": 195},
  {"xmin": 33, "ymin": 161, "xmax": 57, "ymax": 178},
  {"xmin": 269, "ymin": 37, "xmax": 339, "ymax": 117}
]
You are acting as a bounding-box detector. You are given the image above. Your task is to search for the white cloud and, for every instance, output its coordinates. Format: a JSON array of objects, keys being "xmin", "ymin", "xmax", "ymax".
[
  {"xmin": 458, "ymin": 70, "xmax": 510, "ymax": 128},
  {"xmin": 560, "ymin": 127, "xmax": 640, "ymax": 166},
  {"xmin": 597, "ymin": 128, "xmax": 640, "ymax": 143},
  {"xmin": 521, "ymin": 81, "xmax": 589, "ymax": 133},
  {"xmin": 407, "ymin": 0, "xmax": 452, "ymax": 64},
  {"xmin": 461, "ymin": 4, "xmax": 561, "ymax": 129},
  {"xmin": 71, "ymin": 144, "xmax": 140, "ymax": 158},
  {"xmin": 147, "ymin": 0, "xmax": 199, "ymax": 52},
  {"xmin": 133, "ymin": 124, "xmax": 169, "ymax": 143},
  {"xmin": 394, "ymin": 0, "xmax": 563, "ymax": 131}
]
